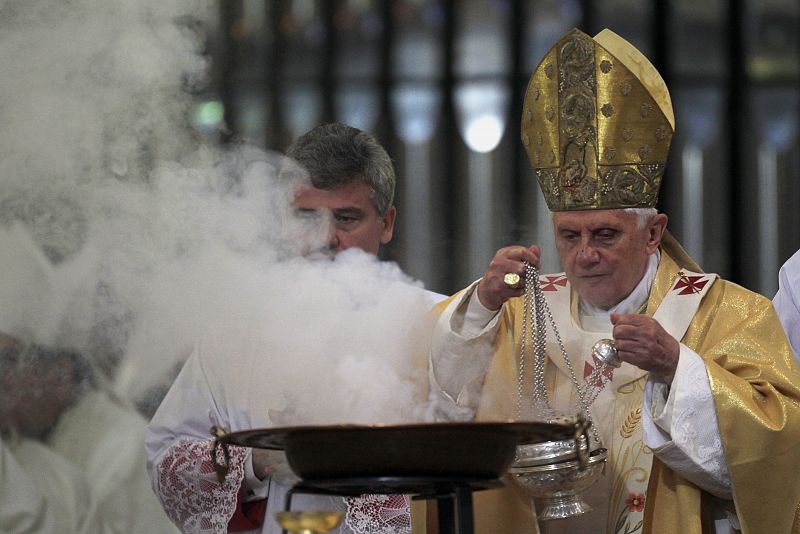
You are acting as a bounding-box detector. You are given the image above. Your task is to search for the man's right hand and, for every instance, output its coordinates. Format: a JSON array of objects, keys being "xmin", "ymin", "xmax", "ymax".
[{"xmin": 476, "ymin": 245, "xmax": 541, "ymax": 311}]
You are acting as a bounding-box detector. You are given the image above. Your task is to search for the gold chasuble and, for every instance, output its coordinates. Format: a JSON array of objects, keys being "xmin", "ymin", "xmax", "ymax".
[
  {"xmin": 420, "ymin": 27, "xmax": 800, "ymax": 534},
  {"xmin": 454, "ymin": 248, "xmax": 800, "ymax": 534},
  {"xmin": 641, "ymin": 253, "xmax": 800, "ymax": 534}
]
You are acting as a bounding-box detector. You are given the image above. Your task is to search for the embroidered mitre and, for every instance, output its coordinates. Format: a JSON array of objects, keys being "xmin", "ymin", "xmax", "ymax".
[{"xmin": 521, "ymin": 28, "xmax": 675, "ymax": 211}]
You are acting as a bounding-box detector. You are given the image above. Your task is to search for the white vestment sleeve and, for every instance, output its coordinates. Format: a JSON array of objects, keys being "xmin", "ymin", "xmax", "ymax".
[
  {"xmin": 45, "ymin": 390, "xmax": 181, "ymax": 534},
  {"xmin": 0, "ymin": 438, "xmax": 57, "ymax": 534},
  {"xmin": 642, "ymin": 345, "xmax": 733, "ymax": 499},
  {"xmin": 429, "ymin": 281, "xmax": 501, "ymax": 419},
  {"xmin": 773, "ymin": 249, "xmax": 800, "ymax": 367},
  {"xmin": 145, "ymin": 348, "xmax": 248, "ymax": 534},
  {"xmin": 6, "ymin": 438, "xmax": 98, "ymax": 534}
]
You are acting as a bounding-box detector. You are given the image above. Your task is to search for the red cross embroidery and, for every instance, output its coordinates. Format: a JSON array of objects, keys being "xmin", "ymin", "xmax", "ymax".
[
  {"xmin": 674, "ymin": 275, "xmax": 709, "ymax": 295},
  {"xmin": 584, "ymin": 355, "xmax": 614, "ymax": 387},
  {"xmin": 539, "ymin": 275, "xmax": 568, "ymax": 291}
]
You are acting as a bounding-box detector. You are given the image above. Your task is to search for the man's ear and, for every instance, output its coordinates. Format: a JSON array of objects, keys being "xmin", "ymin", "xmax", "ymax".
[
  {"xmin": 646, "ymin": 213, "xmax": 668, "ymax": 254},
  {"xmin": 380, "ymin": 206, "xmax": 396, "ymax": 245}
]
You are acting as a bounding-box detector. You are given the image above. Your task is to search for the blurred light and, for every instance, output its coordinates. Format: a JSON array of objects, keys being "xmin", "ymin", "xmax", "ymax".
[
  {"xmin": 394, "ymin": 32, "xmax": 441, "ymax": 79},
  {"xmin": 754, "ymin": 89, "xmax": 799, "ymax": 149},
  {"xmin": 193, "ymin": 101, "xmax": 224, "ymax": 130},
  {"xmin": 463, "ymin": 114, "xmax": 504, "ymax": 153},
  {"xmin": 391, "ymin": 84, "xmax": 441, "ymax": 145},
  {"xmin": 678, "ymin": 89, "xmax": 722, "ymax": 147},
  {"xmin": 455, "ymin": 82, "xmax": 509, "ymax": 153},
  {"xmin": 283, "ymin": 84, "xmax": 323, "ymax": 139},
  {"xmin": 335, "ymin": 86, "xmax": 379, "ymax": 132}
]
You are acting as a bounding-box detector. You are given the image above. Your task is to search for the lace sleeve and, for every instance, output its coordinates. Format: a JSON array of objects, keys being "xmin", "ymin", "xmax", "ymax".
[
  {"xmin": 344, "ymin": 494, "xmax": 411, "ymax": 534},
  {"xmin": 643, "ymin": 345, "xmax": 732, "ymax": 499},
  {"xmin": 154, "ymin": 438, "xmax": 248, "ymax": 534}
]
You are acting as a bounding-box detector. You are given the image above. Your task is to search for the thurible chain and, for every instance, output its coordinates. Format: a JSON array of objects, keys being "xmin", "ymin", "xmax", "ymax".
[{"xmin": 517, "ymin": 262, "xmax": 605, "ymax": 446}]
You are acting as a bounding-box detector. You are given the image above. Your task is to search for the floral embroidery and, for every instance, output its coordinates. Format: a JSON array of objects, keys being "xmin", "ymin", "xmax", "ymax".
[
  {"xmin": 625, "ymin": 493, "xmax": 645, "ymax": 513},
  {"xmin": 612, "ymin": 491, "xmax": 645, "ymax": 534},
  {"xmin": 607, "ymin": 387, "xmax": 650, "ymax": 534}
]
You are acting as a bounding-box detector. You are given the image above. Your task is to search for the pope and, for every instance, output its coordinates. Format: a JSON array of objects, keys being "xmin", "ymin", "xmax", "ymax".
[{"xmin": 429, "ymin": 28, "xmax": 800, "ymax": 534}]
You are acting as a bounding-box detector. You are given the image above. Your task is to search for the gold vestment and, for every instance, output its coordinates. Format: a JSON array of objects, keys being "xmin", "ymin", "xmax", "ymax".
[{"xmin": 424, "ymin": 247, "xmax": 800, "ymax": 533}]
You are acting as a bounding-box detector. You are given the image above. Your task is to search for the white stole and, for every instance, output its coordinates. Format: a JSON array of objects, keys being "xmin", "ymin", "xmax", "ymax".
[{"xmin": 531, "ymin": 269, "xmax": 716, "ymax": 534}]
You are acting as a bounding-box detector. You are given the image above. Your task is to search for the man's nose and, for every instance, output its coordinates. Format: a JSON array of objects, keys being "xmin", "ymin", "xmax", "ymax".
[
  {"xmin": 328, "ymin": 228, "xmax": 341, "ymax": 251},
  {"xmin": 576, "ymin": 237, "xmax": 599, "ymax": 264}
]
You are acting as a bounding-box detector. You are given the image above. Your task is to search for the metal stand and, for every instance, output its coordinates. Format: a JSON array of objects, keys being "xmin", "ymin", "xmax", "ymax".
[
  {"xmin": 425, "ymin": 483, "xmax": 475, "ymax": 534},
  {"xmin": 281, "ymin": 476, "xmax": 502, "ymax": 534}
]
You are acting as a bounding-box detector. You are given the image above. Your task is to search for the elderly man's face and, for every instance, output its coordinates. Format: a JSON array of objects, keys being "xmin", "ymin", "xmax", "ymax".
[
  {"xmin": 553, "ymin": 209, "xmax": 666, "ymax": 309},
  {"xmin": 292, "ymin": 181, "xmax": 395, "ymax": 256}
]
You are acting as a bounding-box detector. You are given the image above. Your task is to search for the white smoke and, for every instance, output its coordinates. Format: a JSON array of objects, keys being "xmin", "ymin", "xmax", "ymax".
[
  {"xmin": 0, "ymin": 0, "xmax": 437, "ymax": 428},
  {"xmin": 121, "ymin": 248, "xmax": 435, "ymax": 425},
  {"xmin": 0, "ymin": 0, "xmax": 207, "ymax": 186}
]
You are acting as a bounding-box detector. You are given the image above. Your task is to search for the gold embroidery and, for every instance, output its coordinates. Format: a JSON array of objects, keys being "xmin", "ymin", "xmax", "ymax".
[
  {"xmin": 620, "ymin": 407, "xmax": 642, "ymax": 438},
  {"xmin": 520, "ymin": 29, "xmax": 675, "ymax": 211},
  {"xmin": 608, "ymin": 440, "xmax": 651, "ymax": 534}
]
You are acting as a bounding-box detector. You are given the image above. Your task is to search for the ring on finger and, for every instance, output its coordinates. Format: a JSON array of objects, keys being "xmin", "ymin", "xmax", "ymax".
[{"xmin": 503, "ymin": 272, "xmax": 521, "ymax": 289}]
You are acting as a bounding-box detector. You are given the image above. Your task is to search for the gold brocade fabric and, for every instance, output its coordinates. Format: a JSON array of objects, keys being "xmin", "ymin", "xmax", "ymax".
[
  {"xmin": 642, "ymin": 252, "xmax": 800, "ymax": 534},
  {"xmin": 521, "ymin": 28, "xmax": 674, "ymax": 211},
  {"xmin": 659, "ymin": 229, "xmax": 703, "ymax": 274},
  {"xmin": 421, "ymin": 249, "xmax": 800, "ymax": 534}
]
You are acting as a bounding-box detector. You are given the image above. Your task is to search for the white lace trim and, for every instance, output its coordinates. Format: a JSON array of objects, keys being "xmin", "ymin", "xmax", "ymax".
[
  {"xmin": 155, "ymin": 438, "xmax": 247, "ymax": 534},
  {"xmin": 645, "ymin": 347, "xmax": 732, "ymax": 498},
  {"xmin": 344, "ymin": 494, "xmax": 411, "ymax": 534},
  {"xmin": 670, "ymin": 355, "xmax": 731, "ymax": 494}
]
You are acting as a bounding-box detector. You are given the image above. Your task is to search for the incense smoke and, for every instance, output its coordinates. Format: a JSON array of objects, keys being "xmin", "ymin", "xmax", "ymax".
[{"xmin": 0, "ymin": 0, "xmax": 438, "ymax": 429}]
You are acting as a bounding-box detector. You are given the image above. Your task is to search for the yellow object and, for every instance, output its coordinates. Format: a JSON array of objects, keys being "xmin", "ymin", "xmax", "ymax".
[
  {"xmin": 503, "ymin": 272, "xmax": 521, "ymax": 288},
  {"xmin": 274, "ymin": 511, "xmax": 343, "ymax": 534},
  {"xmin": 641, "ymin": 254, "xmax": 800, "ymax": 533},
  {"xmin": 441, "ymin": 248, "xmax": 800, "ymax": 533},
  {"xmin": 521, "ymin": 28, "xmax": 674, "ymax": 211}
]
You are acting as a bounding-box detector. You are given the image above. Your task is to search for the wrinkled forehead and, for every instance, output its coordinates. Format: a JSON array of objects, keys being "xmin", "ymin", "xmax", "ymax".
[
  {"xmin": 291, "ymin": 181, "xmax": 376, "ymax": 212},
  {"xmin": 551, "ymin": 209, "xmax": 639, "ymax": 230}
]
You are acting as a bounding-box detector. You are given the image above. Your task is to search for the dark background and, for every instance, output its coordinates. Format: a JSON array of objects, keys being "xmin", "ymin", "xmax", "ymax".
[{"xmin": 195, "ymin": 0, "xmax": 800, "ymax": 297}]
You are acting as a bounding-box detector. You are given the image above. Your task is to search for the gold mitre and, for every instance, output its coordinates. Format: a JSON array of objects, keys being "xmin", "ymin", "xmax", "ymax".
[{"xmin": 521, "ymin": 28, "xmax": 675, "ymax": 211}]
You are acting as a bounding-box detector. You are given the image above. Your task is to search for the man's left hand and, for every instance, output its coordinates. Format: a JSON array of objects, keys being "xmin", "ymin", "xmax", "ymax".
[
  {"xmin": 610, "ymin": 314, "xmax": 680, "ymax": 385},
  {"xmin": 252, "ymin": 449, "xmax": 298, "ymax": 485}
]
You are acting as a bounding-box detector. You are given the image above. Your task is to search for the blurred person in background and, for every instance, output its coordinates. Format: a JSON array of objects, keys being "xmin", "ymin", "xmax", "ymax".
[
  {"xmin": 0, "ymin": 333, "xmax": 94, "ymax": 533},
  {"xmin": 1, "ymin": 431, "xmax": 68, "ymax": 533},
  {"xmin": 0, "ymin": 222, "xmax": 97, "ymax": 533},
  {"xmin": 0, "ymin": 221, "xmax": 179, "ymax": 534}
]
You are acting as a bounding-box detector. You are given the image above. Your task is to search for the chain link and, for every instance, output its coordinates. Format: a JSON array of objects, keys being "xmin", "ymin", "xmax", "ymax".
[{"xmin": 516, "ymin": 262, "xmax": 607, "ymax": 445}]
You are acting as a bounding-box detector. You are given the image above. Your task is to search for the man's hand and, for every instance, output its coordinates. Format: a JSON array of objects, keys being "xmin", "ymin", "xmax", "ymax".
[
  {"xmin": 610, "ymin": 314, "xmax": 680, "ymax": 385},
  {"xmin": 476, "ymin": 245, "xmax": 541, "ymax": 311},
  {"xmin": 251, "ymin": 449, "xmax": 298, "ymax": 485}
]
